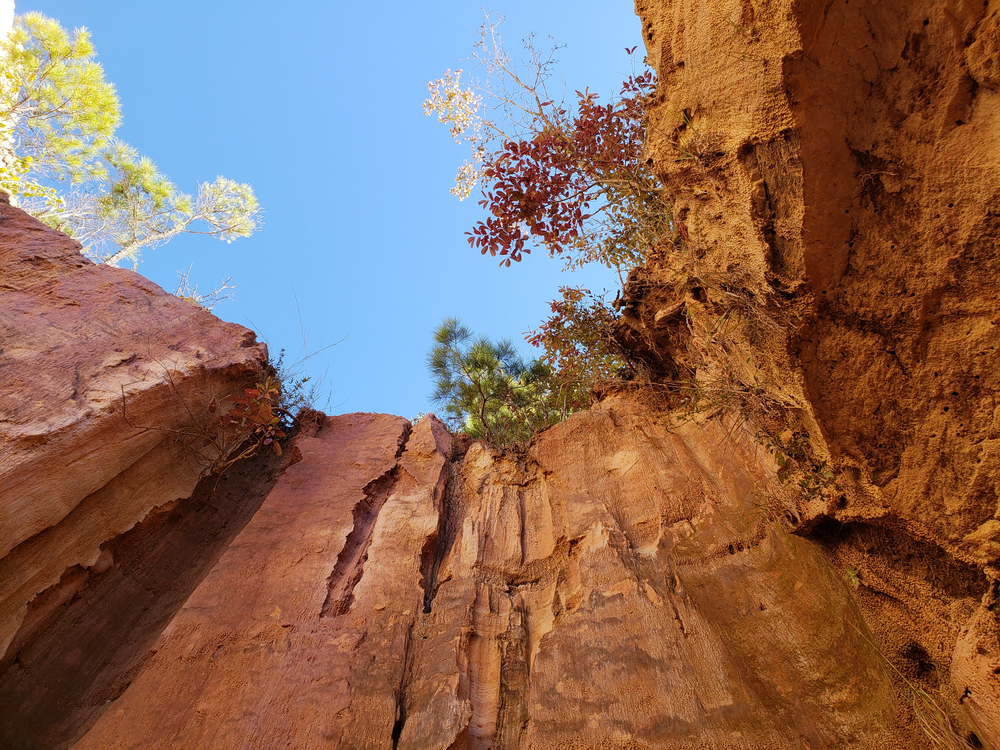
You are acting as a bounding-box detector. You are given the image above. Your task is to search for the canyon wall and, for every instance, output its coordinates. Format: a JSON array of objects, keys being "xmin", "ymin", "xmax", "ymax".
[
  {"xmin": 0, "ymin": 193, "xmax": 279, "ymax": 748},
  {"xmin": 67, "ymin": 407, "xmax": 922, "ymax": 750},
  {"xmin": 0, "ymin": 191, "xmax": 932, "ymax": 748},
  {"xmin": 628, "ymin": 0, "xmax": 1000, "ymax": 745},
  {"xmin": 2, "ymin": 0, "xmax": 1000, "ymax": 747}
]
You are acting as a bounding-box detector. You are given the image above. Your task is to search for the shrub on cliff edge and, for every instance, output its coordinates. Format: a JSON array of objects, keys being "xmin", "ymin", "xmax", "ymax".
[
  {"xmin": 428, "ymin": 317, "xmax": 562, "ymax": 447},
  {"xmin": 423, "ymin": 17, "xmax": 667, "ymax": 431},
  {"xmin": 423, "ymin": 15, "xmax": 668, "ymax": 273}
]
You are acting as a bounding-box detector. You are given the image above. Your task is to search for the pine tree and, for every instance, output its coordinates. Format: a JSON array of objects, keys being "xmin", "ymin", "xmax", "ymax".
[
  {"xmin": 0, "ymin": 12, "xmax": 119, "ymax": 202},
  {"xmin": 428, "ymin": 318, "xmax": 561, "ymax": 446}
]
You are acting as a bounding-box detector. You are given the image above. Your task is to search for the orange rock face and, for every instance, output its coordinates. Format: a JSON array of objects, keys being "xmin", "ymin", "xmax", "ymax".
[
  {"xmin": 4, "ymin": 0, "xmax": 1000, "ymax": 745},
  {"xmin": 68, "ymin": 407, "xmax": 921, "ymax": 749},
  {"xmin": 629, "ymin": 0, "xmax": 1000, "ymax": 745},
  {"xmin": 72, "ymin": 413, "xmax": 436, "ymax": 749}
]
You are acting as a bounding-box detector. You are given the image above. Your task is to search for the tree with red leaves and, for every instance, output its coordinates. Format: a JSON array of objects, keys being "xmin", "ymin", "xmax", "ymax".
[
  {"xmin": 526, "ymin": 286, "xmax": 625, "ymax": 412},
  {"xmin": 424, "ymin": 16, "xmax": 671, "ymax": 273},
  {"xmin": 423, "ymin": 18, "xmax": 669, "ymax": 440}
]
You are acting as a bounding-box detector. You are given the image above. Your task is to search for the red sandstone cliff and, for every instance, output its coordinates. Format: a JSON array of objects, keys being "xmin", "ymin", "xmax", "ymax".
[
  {"xmin": 2, "ymin": 0, "xmax": 1000, "ymax": 748},
  {"xmin": 68, "ymin": 408, "xmax": 914, "ymax": 749},
  {"xmin": 0, "ymin": 191, "xmax": 281, "ymax": 747}
]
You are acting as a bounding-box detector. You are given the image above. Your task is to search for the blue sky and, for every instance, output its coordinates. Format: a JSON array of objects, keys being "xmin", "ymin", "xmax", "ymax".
[{"xmin": 20, "ymin": 0, "xmax": 645, "ymax": 418}]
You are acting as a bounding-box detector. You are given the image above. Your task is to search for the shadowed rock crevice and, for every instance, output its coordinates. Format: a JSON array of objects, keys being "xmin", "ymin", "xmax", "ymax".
[
  {"xmin": 420, "ymin": 441, "xmax": 471, "ymax": 615},
  {"xmin": 321, "ymin": 459, "xmax": 413, "ymax": 618},
  {"xmin": 391, "ymin": 619, "xmax": 418, "ymax": 750},
  {"xmin": 0, "ymin": 446, "xmax": 293, "ymax": 750},
  {"xmin": 494, "ymin": 605, "xmax": 531, "ymax": 750},
  {"xmin": 417, "ymin": 530, "xmax": 441, "ymax": 615}
]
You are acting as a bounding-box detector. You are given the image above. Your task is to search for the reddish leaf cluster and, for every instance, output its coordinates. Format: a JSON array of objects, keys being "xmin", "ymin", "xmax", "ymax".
[
  {"xmin": 220, "ymin": 376, "xmax": 287, "ymax": 456},
  {"xmin": 468, "ymin": 68, "xmax": 657, "ymax": 267},
  {"xmin": 526, "ymin": 286, "xmax": 623, "ymax": 410}
]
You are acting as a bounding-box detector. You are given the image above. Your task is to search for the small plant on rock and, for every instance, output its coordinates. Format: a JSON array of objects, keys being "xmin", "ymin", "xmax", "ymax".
[
  {"xmin": 121, "ymin": 367, "xmax": 297, "ymax": 478},
  {"xmin": 215, "ymin": 376, "xmax": 289, "ymax": 465},
  {"xmin": 173, "ymin": 264, "xmax": 236, "ymax": 310},
  {"xmin": 526, "ymin": 286, "xmax": 626, "ymax": 414},
  {"xmin": 843, "ymin": 567, "xmax": 861, "ymax": 589},
  {"xmin": 763, "ymin": 426, "xmax": 837, "ymax": 504}
]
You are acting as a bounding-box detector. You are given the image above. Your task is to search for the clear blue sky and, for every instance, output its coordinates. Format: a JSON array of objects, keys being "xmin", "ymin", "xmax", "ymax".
[{"xmin": 20, "ymin": 0, "xmax": 645, "ymax": 418}]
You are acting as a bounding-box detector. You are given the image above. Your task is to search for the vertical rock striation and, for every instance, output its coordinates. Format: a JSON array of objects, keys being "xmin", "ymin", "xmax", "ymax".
[
  {"xmin": 72, "ymin": 404, "xmax": 920, "ymax": 749},
  {"xmin": 72, "ymin": 412, "xmax": 443, "ymax": 749},
  {"xmin": 631, "ymin": 0, "xmax": 1000, "ymax": 744}
]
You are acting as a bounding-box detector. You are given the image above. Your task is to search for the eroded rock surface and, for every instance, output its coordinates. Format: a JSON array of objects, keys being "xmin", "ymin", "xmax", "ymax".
[
  {"xmin": 0, "ymin": 194, "xmax": 267, "ymax": 727},
  {"xmin": 4, "ymin": 0, "xmax": 1000, "ymax": 745},
  {"xmin": 70, "ymin": 405, "xmax": 919, "ymax": 749},
  {"xmin": 72, "ymin": 412, "xmax": 433, "ymax": 749},
  {"xmin": 0, "ymin": 445, "xmax": 291, "ymax": 750},
  {"xmin": 630, "ymin": 0, "xmax": 1000, "ymax": 744}
]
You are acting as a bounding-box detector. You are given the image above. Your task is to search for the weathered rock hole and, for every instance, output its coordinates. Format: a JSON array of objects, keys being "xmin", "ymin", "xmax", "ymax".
[{"xmin": 901, "ymin": 642, "xmax": 934, "ymax": 677}]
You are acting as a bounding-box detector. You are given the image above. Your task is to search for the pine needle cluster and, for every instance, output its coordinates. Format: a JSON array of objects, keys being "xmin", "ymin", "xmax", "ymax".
[
  {"xmin": 0, "ymin": 12, "xmax": 260, "ymax": 269},
  {"xmin": 428, "ymin": 318, "xmax": 563, "ymax": 447}
]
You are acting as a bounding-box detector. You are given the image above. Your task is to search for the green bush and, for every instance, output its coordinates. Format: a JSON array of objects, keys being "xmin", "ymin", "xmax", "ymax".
[{"xmin": 428, "ymin": 318, "xmax": 563, "ymax": 447}]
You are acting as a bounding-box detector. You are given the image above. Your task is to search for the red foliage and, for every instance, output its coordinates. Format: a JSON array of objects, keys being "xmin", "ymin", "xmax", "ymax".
[
  {"xmin": 468, "ymin": 69, "xmax": 656, "ymax": 267},
  {"xmin": 526, "ymin": 286, "xmax": 623, "ymax": 410},
  {"xmin": 220, "ymin": 377, "xmax": 287, "ymax": 456}
]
